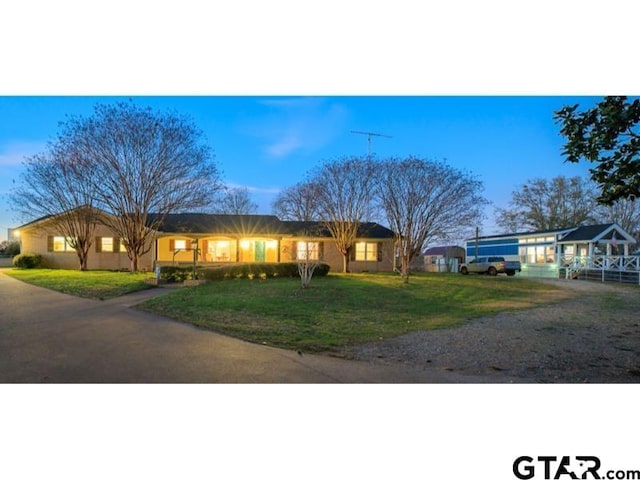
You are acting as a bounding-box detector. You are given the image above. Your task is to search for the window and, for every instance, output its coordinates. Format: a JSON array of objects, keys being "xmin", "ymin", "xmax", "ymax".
[
  {"xmin": 174, "ymin": 239, "xmax": 187, "ymax": 250},
  {"xmin": 101, "ymin": 237, "xmax": 114, "ymax": 252},
  {"xmin": 119, "ymin": 239, "xmax": 127, "ymax": 253},
  {"xmin": 297, "ymin": 242, "xmax": 319, "ymax": 261},
  {"xmin": 355, "ymin": 242, "xmax": 378, "ymax": 261},
  {"xmin": 519, "ymin": 245, "xmax": 556, "ymax": 264},
  {"xmin": 208, "ymin": 240, "xmax": 231, "ymax": 262},
  {"xmin": 53, "ymin": 236, "xmax": 74, "ymax": 252}
]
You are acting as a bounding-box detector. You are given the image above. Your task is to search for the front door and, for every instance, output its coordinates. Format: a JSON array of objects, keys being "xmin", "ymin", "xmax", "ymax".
[{"xmin": 255, "ymin": 241, "xmax": 266, "ymax": 262}]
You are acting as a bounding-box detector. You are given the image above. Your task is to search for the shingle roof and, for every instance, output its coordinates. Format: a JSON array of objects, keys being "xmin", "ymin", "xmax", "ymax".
[
  {"xmin": 151, "ymin": 214, "xmax": 286, "ymax": 235},
  {"xmin": 151, "ymin": 214, "xmax": 395, "ymax": 238},
  {"xmin": 557, "ymin": 223, "xmax": 614, "ymax": 242}
]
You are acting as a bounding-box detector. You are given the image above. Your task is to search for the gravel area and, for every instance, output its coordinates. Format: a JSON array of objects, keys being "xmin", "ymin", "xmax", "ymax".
[{"xmin": 341, "ymin": 279, "xmax": 640, "ymax": 383}]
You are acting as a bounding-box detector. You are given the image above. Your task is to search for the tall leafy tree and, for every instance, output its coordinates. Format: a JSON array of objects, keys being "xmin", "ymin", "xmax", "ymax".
[
  {"xmin": 376, "ymin": 157, "xmax": 487, "ymax": 283},
  {"xmin": 11, "ymin": 149, "xmax": 99, "ymax": 270},
  {"xmin": 55, "ymin": 101, "xmax": 222, "ymax": 271},
  {"xmin": 554, "ymin": 96, "xmax": 640, "ymax": 205},
  {"xmin": 311, "ymin": 156, "xmax": 376, "ymax": 273},
  {"xmin": 495, "ymin": 176, "xmax": 598, "ymax": 232}
]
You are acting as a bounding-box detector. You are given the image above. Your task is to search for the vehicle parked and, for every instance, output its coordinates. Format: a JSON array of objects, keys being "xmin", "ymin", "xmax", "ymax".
[{"xmin": 459, "ymin": 256, "xmax": 521, "ymax": 276}]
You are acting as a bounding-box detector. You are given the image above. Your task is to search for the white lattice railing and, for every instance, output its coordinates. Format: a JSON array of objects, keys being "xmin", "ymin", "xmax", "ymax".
[{"xmin": 558, "ymin": 255, "xmax": 640, "ymax": 272}]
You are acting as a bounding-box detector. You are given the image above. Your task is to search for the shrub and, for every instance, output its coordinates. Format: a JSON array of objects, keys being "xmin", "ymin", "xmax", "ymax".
[
  {"xmin": 159, "ymin": 266, "xmax": 193, "ymax": 283},
  {"xmin": 196, "ymin": 262, "xmax": 330, "ymax": 282},
  {"xmin": 12, "ymin": 253, "xmax": 42, "ymax": 269}
]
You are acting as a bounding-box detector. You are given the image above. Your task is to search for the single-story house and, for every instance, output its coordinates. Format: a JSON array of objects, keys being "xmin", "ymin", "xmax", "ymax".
[
  {"xmin": 465, "ymin": 223, "xmax": 638, "ymax": 278},
  {"xmin": 423, "ymin": 246, "xmax": 465, "ymax": 273},
  {"xmin": 14, "ymin": 210, "xmax": 397, "ymax": 273}
]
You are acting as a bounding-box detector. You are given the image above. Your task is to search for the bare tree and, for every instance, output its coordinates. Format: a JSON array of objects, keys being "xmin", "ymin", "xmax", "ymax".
[
  {"xmin": 11, "ymin": 149, "xmax": 99, "ymax": 270},
  {"xmin": 271, "ymin": 181, "xmax": 322, "ymax": 221},
  {"xmin": 376, "ymin": 157, "xmax": 487, "ymax": 283},
  {"xmin": 311, "ymin": 156, "xmax": 376, "ymax": 273},
  {"xmin": 595, "ymin": 198, "xmax": 640, "ymax": 241},
  {"xmin": 215, "ymin": 186, "xmax": 258, "ymax": 214},
  {"xmin": 495, "ymin": 176, "xmax": 598, "ymax": 232},
  {"xmin": 296, "ymin": 240, "xmax": 322, "ymax": 289},
  {"xmin": 55, "ymin": 102, "xmax": 222, "ymax": 271}
]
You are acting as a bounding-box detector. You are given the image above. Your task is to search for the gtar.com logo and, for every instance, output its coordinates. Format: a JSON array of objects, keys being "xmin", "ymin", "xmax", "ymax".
[{"xmin": 513, "ymin": 456, "xmax": 601, "ymax": 479}]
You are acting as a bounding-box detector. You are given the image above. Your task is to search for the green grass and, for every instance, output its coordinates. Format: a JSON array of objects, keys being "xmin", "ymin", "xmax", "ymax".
[
  {"xmin": 138, "ymin": 272, "xmax": 567, "ymax": 352},
  {"xmin": 5, "ymin": 268, "xmax": 155, "ymax": 300}
]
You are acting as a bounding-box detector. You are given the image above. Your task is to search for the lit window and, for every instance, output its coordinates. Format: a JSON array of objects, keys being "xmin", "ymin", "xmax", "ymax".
[
  {"xmin": 101, "ymin": 237, "xmax": 114, "ymax": 252},
  {"xmin": 174, "ymin": 239, "xmax": 187, "ymax": 250},
  {"xmin": 208, "ymin": 240, "xmax": 231, "ymax": 262},
  {"xmin": 546, "ymin": 246, "xmax": 555, "ymax": 263},
  {"xmin": 297, "ymin": 242, "xmax": 319, "ymax": 261},
  {"xmin": 119, "ymin": 239, "xmax": 127, "ymax": 253},
  {"xmin": 53, "ymin": 236, "xmax": 74, "ymax": 252},
  {"xmin": 355, "ymin": 242, "xmax": 378, "ymax": 261}
]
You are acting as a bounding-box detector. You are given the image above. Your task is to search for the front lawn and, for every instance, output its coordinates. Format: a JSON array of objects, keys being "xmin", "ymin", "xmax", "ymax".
[
  {"xmin": 138, "ymin": 273, "xmax": 568, "ymax": 352},
  {"xmin": 5, "ymin": 268, "xmax": 155, "ymax": 300}
]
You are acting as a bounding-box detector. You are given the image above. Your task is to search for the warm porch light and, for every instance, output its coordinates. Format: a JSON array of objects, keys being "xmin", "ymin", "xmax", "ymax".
[
  {"xmin": 266, "ymin": 240, "xmax": 278, "ymax": 249},
  {"xmin": 240, "ymin": 239, "xmax": 251, "ymax": 250}
]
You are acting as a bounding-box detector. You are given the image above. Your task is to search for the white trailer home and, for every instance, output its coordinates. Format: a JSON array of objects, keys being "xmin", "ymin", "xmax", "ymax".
[{"xmin": 465, "ymin": 223, "xmax": 638, "ymax": 283}]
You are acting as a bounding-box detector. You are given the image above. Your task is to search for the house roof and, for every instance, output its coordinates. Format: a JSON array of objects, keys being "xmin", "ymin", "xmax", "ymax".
[
  {"xmin": 467, "ymin": 226, "xmax": 574, "ymax": 242},
  {"xmin": 152, "ymin": 214, "xmax": 395, "ymax": 238},
  {"xmin": 424, "ymin": 246, "xmax": 464, "ymax": 256},
  {"xmin": 557, "ymin": 224, "xmax": 614, "ymax": 242},
  {"xmin": 151, "ymin": 214, "xmax": 287, "ymax": 235},
  {"xmin": 17, "ymin": 206, "xmax": 396, "ymax": 239},
  {"xmin": 466, "ymin": 222, "xmax": 636, "ymax": 244}
]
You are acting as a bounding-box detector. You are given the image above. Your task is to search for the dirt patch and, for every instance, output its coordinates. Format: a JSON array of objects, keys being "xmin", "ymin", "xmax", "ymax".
[{"xmin": 341, "ymin": 279, "xmax": 640, "ymax": 383}]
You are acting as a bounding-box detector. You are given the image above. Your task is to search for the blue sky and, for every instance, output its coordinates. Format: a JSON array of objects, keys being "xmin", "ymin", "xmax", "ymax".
[{"xmin": 0, "ymin": 96, "xmax": 597, "ymax": 241}]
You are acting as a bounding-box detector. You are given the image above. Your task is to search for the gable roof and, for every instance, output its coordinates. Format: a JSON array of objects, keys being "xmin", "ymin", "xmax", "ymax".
[
  {"xmin": 557, "ymin": 224, "xmax": 613, "ymax": 242},
  {"xmin": 558, "ymin": 223, "xmax": 636, "ymax": 243}
]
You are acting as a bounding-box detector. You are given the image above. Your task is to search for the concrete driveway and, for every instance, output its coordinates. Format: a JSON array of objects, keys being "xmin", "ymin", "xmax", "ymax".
[{"xmin": 0, "ymin": 271, "xmax": 496, "ymax": 383}]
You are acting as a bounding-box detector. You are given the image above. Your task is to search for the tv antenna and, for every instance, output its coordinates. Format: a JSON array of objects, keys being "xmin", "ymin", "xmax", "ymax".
[{"xmin": 351, "ymin": 130, "xmax": 392, "ymax": 156}]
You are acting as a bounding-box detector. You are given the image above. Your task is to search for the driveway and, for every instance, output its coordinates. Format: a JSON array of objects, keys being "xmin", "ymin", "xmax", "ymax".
[{"xmin": 0, "ymin": 271, "xmax": 496, "ymax": 383}]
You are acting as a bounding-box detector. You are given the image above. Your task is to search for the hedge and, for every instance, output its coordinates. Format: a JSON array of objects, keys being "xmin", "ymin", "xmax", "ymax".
[
  {"xmin": 13, "ymin": 253, "xmax": 42, "ymax": 269},
  {"xmin": 197, "ymin": 262, "xmax": 330, "ymax": 281},
  {"xmin": 158, "ymin": 266, "xmax": 193, "ymax": 283},
  {"xmin": 157, "ymin": 263, "xmax": 330, "ymax": 283}
]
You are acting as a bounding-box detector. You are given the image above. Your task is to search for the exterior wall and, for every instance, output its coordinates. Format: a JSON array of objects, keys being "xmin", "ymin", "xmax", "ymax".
[
  {"xmin": 19, "ymin": 223, "xmax": 152, "ymax": 270},
  {"xmin": 466, "ymin": 238, "xmax": 519, "ymax": 260},
  {"xmin": 281, "ymin": 237, "xmax": 394, "ymax": 273},
  {"xmin": 19, "ymin": 219, "xmax": 395, "ymax": 274}
]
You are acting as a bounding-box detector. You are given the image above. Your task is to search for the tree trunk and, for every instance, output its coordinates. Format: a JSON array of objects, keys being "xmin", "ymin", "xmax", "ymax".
[
  {"xmin": 76, "ymin": 249, "xmax": 89, "ymax": 271},
  {"xmin": 130, "ymin": 254, "xmax": 139, "ymax": 272},
  {"xmin": 399, "ymin": 254, "xmax": 410, "ymax": 283},
  {"xmin": 342, "ymin": 253, "xmax": 349, "ymax": 273}
]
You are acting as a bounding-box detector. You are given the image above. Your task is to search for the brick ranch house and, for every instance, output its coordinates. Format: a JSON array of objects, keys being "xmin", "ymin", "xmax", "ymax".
[{"xmin": 15, "ymin": 210, "xmax": 396, "ymax": 273}]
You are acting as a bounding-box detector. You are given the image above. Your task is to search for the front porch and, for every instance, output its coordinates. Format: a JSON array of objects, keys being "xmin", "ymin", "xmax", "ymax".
[{"xmin": 559, "ymin": 255, "xmax": 640, "ymax": 284}]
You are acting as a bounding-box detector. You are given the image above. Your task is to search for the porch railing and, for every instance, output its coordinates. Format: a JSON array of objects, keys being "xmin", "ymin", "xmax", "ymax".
[
  {"xmin": 558, "ymin": 255, "xmax": 640, "ymax": 284},
  {"xmin": 558, "ymin": 255, "xmax": 640, "ymax": 272}
]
